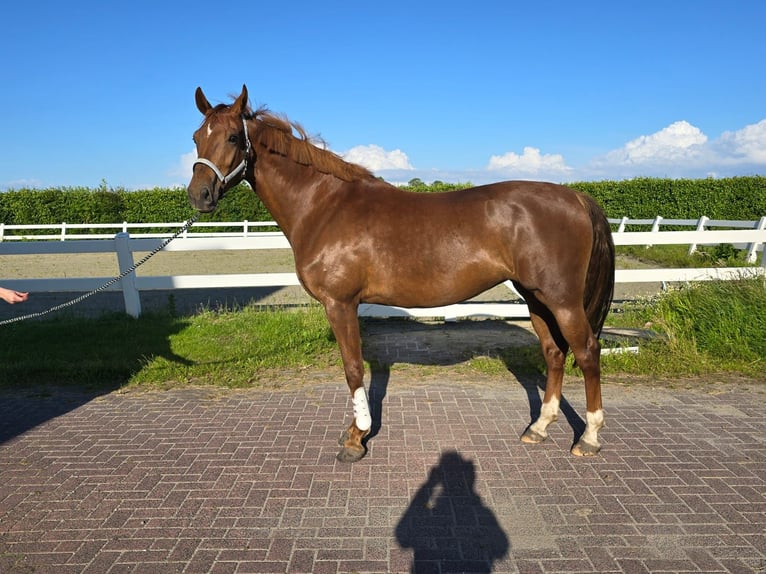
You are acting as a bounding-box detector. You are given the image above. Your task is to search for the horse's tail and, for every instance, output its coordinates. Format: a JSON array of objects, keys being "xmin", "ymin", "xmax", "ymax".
[{"xmin": 581, "ymin": 193, "xmax": 615, "ymax": 339}]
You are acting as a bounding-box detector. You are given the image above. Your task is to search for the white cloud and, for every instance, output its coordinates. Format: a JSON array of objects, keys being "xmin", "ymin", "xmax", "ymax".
[
  {"xmin": 0, "ymin": 178, "xmax": 43, "ymax": 190},
  {"xmin": 169, "ymin": 149, "xmax": 197, "ymax": 180},
  {"xmin": 716, "ymin": 119, "xmax": 766, "ymax": 164},
  {"xmin": 585, "ymin": 118, "xmax": 766, "ymax": 179},
  {"xmin": 342, "ymin": 144, "xmax": 413, "ymax": 171},
  {"xmin": 487, "ymin": 146, "xmax": 572, "ymax": 178},
  {"xmin": 379, "ymin": 118, "xmax": 765, "ymax": 185},
  {"xmin": 601, "ymin": 121, "xmax": 708, "ymax": 166}
]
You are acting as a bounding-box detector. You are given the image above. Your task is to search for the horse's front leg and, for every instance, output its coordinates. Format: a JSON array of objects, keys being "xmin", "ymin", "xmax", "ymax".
[{"xmin": 323, "ymin": 299, "xmax": 371, "ymax": 463}]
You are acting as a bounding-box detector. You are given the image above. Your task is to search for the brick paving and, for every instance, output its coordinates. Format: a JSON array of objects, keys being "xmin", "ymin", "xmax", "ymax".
[{"xmin": 1, "ymin": 322, "xmax": 765, "ymax": 573}]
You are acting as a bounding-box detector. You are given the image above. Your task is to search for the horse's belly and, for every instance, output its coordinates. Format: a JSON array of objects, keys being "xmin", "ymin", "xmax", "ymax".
[{"xmin": 361, "ymin": 268, "xmax": 506, "ymax": 308}]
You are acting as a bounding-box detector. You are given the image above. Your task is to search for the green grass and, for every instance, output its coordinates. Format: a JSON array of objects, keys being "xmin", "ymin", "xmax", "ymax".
[
  {"xmin": 616, "ymin": 243, "xmax": 755, "ymax": 268},
  {"xmin": 463, "ymin": 276, "xmax": 766, "ymax": 380},
  {"xmin": 1, "ymin": 278, "xmax": 763, "ymax": 390},
  {"xmin": 0, "ymin": 304, "xmax": 340, "ymax": 391},
  {"xmin": 602, "ymin": 276, "xmax": 765, "ymax": 377}
]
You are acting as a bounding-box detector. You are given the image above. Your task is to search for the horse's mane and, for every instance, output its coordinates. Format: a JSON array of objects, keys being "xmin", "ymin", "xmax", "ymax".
[{"xmin": 219, "ymin": 103, "xmax": 377, "ymax": 183}]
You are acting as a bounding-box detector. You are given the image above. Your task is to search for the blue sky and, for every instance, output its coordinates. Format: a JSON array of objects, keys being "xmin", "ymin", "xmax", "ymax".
[{"xmin": 2, "ymin": 1, "xmax": 764, "ymax": 190}]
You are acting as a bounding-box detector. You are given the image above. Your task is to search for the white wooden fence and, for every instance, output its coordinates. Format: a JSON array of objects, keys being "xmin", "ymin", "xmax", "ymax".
[
  {"xmin": 0, "ymin": 220, "xmax": 281, "ymax": 241},
  {"xmin": 1, "ymin": 219, "xmax": 764, "ymax": 319},
  {"xmin": 608, "ymin": 215, "xmax": 766, "ymax": 262}
]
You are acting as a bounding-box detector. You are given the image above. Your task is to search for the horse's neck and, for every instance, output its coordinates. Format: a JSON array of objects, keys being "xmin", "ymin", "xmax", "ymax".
[{"xmin": 251, "ymin": 159, "xmax": 338, "ymax": 243}]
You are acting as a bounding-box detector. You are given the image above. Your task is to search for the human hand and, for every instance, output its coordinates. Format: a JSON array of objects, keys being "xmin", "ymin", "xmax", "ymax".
[{"xmin": 0, "ymin": 288, "xmax": 29, "ymax": 304}]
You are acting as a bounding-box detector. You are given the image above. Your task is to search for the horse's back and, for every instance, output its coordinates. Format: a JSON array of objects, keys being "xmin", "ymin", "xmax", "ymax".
[{"xmin": 360, "ymin": 180, "xmax": 594, "ymax": 256}]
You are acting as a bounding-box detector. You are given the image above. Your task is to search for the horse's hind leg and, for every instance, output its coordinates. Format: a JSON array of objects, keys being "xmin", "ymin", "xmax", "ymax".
[
  {"xmin": 323, "ymin": 299, "xmax": 371, "ymax": 463},
  {"xmin": 517, "ymin": 286, "xmax": 604, "ymax": 456},
  {"xmin": 520, "ymin": 295, "xmax": 568, "ymax": 445},
  {"xmin": 554, "ymin": 307, "xmax": 604, "ymax": 456}
]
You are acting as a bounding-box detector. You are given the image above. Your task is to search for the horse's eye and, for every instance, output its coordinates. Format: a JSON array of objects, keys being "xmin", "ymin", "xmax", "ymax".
[{"xmin": 228, "ymin": 134, "xmax": 239, "ymax": 144}]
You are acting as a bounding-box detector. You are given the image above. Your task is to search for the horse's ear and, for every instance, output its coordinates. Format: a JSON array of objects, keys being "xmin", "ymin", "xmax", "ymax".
[
  {"xmin": 231, "ymin": 84, "xmax": 247, "ymax": 115},
  {"xmin": 232, "ymin": 84, "xmax": 248, "ymax": 115},
  {"xmin": 195, "ymin": 87, "xmax": 212, "ymax": 115}
]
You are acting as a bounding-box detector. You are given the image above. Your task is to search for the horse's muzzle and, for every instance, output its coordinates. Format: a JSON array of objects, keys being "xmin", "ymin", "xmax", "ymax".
[{"xmin": 187, "ymin": 184, "xmax": 218, "ymax": 213}]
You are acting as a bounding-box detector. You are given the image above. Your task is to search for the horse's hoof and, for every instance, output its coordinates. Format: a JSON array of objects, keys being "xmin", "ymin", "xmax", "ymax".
[
  {"xmin": 520, "ymin": 427, "xmax": 547, "ymax": 444},
  {"xmin": 571, "ymin": 440, "xmax": 601, "ymax": 457},
  {"xmin": 336, "ymin": 445, "xmax": 366, "ymax": 463}
]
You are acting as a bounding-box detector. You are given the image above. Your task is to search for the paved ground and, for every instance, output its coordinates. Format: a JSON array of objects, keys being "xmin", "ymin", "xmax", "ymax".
[{"xmin": 1, "ymin": 321, "xmax": 765, "ymax": 574}]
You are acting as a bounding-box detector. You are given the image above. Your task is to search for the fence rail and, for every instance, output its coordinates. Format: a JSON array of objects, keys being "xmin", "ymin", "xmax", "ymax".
[
  {"xmin": 608, "ymin": 215, "xmax": 766, "ymax": 262},
  {"xmin": 1, "ymin": 220, "xmax": 764, "ymax": 320},
  {"xmin": 0, "ymin": 220, "xmax": 280, "ymax": 241}
]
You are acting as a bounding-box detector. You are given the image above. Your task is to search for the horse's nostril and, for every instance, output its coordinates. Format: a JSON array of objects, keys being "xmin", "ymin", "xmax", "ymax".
[{"xmin": 192, "ymin": 186, "xmax": 217, "ymax": 212}]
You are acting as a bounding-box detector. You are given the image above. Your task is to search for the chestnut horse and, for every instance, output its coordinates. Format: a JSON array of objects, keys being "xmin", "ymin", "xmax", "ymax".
[{"xmin": 187, "ymin": 85, "xmax": 615, "ymax": 462}]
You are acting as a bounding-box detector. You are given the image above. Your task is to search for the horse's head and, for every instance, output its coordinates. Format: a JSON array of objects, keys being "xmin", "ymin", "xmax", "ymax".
[{"xmin": 187, "ymin": 85, "xmax": 252, "ymax": 212}]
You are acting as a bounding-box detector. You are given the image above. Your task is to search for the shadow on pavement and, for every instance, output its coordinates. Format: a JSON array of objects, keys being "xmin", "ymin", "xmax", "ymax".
[
  {"xmin": 0, "ymin": 387, "xmax": 111, "ymax": 444},
  {"xmin": 395, "ymin": 450, "xmax": 510, "ymax": 573},
  {"xmin": 361, "ymin": 318, "xmax": 586, "ymax": 449},
  {"xmin": 0, "ymin": 312, "xmax": 191, "ymax": 444}
]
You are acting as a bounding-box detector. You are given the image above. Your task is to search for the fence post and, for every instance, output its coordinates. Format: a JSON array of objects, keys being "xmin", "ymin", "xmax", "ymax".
[
  {"xmin": 688, "ymin": 215, "xmax": 709, "ymax": 256},
  {"xmin": 617, "ymin": 217, "xmax": 629, "ymax": 233},
  {"xmin": 60, "ymin": 222, "xmax": 67, "ymax": 241},
  {"xmin": 0, "ymin": 223, "xmax": 4, "ymax": 242},
  {"xmin": 243, "ymin": 220, "xmax": 249, "ymax": 237},
  {"xmin": 115, "ymin": 232, "xmax": 142, "ymax": 318},
  {"xmin": 646, "ymin": 216, "xmax": 663, "ymax": 248},
  {"xmin": 748, "ymin": 216, "xmax": 766, "ymax": 265}
]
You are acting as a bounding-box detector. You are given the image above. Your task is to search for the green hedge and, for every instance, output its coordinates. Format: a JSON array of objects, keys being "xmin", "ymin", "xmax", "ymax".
[
  {"xmin": 1, "ymin": 177, "xmax": 764, "ymax": 227},
  {"xmin": 400, "ymin": 176, "xmax": 765, "ymax": 220},
  {"xmin": 568, "ymin": 177, "xmax": 766, "ymax": 220},
  {"xmin": 0, "ymin": 183, "xmax": 270, "ymax": 233}
]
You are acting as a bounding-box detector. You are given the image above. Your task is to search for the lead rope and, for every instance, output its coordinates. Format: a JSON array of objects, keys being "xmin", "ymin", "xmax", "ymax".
[{"xmin": 0, "ymin": 213, "xmax": 200, "ymax": 326}]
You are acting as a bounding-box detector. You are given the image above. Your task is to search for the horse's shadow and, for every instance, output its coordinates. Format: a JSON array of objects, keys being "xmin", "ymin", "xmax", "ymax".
[{"xmin": 360, "ymin": 318, "xmax": 586, "ymax": 449}]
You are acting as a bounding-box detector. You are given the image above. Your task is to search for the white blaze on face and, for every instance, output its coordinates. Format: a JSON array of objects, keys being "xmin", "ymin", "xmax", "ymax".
[
  {"xmin": 352, "ymin": 387, "xmax": 371, "ymax": 431},
  {"xmin": 206, "ymin": 122, "xmax": 213, "ymax": 137}
]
